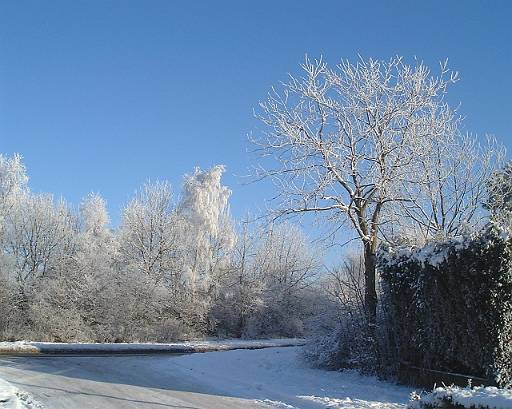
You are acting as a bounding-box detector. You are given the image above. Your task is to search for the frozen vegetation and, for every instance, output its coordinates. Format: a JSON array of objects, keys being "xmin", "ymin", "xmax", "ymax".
[{"xmin": 1, "ymin": 55, "xmax": 511, "ymax": 408}]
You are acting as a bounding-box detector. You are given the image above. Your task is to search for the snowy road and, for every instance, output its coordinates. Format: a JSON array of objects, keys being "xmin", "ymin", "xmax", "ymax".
[{"xmin": 0, "ymin": 347, "xmax": 412, "ymax": 409}]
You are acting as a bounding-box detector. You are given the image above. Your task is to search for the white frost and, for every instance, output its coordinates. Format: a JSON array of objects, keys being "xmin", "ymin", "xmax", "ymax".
[{"xmin": 408, "ymin": 385, "xmax": 512, "ymax": 409}]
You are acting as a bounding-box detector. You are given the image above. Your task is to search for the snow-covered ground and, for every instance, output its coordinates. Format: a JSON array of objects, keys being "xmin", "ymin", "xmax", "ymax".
[
  {"xmin": 0, "ymin": 378, "xmax": 42, "ymax": 409},
  {"xmin": 0, "ymin": 346, "xmax": 413, "ymax": 409},
  {"xmin": 409, "ymin": 385, "xmax": 512, "ymax": 409},
  {"xmin": 0, "ymin": 338, "xmax": 305, "ymax": 355},
  {"xmin": 160, "ymin": 346, "xmax": 412, "ymax": 409}
]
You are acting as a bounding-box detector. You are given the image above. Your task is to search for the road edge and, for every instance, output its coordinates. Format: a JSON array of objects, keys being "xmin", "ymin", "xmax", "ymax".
[{"xmin": 0, "ymin": 338, "xmax": 306, "ymax": 356}]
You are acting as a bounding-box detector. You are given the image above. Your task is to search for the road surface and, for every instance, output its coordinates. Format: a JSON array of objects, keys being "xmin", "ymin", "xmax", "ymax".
[
  {"xmin": 0, "ymin": 354, "xmax": 264, "ymax": 409},
  {"xmin": 0, "ymin": 347, "xmax": 412, "ymax": 409}
]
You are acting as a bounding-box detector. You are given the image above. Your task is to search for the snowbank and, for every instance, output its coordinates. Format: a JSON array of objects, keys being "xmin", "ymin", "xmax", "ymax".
[
  {"xmin": 0, "ymin": 378, "xmax": 42, "ymax": 409},
  {"xmin": 408, "ymin": 385, "xmax": 512, "ymax": 409},
  {"xmin": 0, "ymin": 338, "xmax": 305, "ymax": 355},
  {"xmin": 0, "ymin": 342, "xmax": 38, "ymax": 355}
]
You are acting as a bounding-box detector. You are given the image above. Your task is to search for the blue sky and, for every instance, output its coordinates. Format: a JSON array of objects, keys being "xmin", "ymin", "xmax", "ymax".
[{"xmin": 1, "ymin": 1, "xmax": 511, "ymax": 229}]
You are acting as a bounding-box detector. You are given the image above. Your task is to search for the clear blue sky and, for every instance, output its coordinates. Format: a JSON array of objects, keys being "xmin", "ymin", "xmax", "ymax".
[{"xmin": 1, "ymin": 1, "xmax": 511, "ymax": 227}]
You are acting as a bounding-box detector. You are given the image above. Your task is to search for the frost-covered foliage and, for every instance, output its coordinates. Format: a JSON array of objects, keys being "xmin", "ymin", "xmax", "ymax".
[
  {"xmin": 486, "ymin": 162, "xmax": 512, "ymax": 231},
  {"xmin": 0, "ymin": 154, "xmax": 318, "ymax": 342},
  {"xmin": 379, "ymin": 225, "xmax": 512, "ymax": 387},
  {"xmin": 253, "ymin": 55, "xmax": 504, "ymax": 349},
  {"xmin": 0, "ymin": 154, "xmax": 28, "ymax": 211},
  {"xmin": 303, "ymin": 254, "xmax": 378, "ymax": 372},
  {"xmin": 80, "ymin": 193, "xmax": 110, "ymax": 236},
  {"xmin": 119, "ymin": 181, "xmax": 183, "ymax": 283},
  {"xmin": 408, "ymin": 385, "xmax": 512, "ymax": 409},
  {"xmin": 212, "ymin": 222, "xmax": 319, "ymax": 338}
]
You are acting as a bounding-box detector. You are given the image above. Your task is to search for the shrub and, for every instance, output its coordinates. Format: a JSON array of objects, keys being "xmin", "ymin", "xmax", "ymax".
[{"xmin": 379, "ymin": 224, "xmax": 512, "ymax": 387}]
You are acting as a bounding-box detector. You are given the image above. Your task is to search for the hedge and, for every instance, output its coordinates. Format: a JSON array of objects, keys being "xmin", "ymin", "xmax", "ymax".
[{"xmin": 378, "ymin": 225, "xmax": 512, "ymax": 387}]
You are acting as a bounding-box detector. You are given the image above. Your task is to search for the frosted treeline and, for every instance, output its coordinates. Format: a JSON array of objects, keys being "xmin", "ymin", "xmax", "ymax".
[{"xmin": 0, "ymin": 155, "xmax": 318, "ymax": 342}]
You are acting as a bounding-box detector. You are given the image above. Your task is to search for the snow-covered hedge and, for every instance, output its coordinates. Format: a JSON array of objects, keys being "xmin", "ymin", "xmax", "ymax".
[
  {"xmin": 408, "ymin": 385, "xmax": 512, "ymax": 409},
  {"xmin": 379, "ymin": 225, "xmax": 512, "ymax": 387}
]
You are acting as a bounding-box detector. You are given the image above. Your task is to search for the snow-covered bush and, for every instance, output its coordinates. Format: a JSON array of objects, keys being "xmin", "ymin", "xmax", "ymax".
[
  {"xmin": 379, "ymin": 224, "xmax": 512, "ymax": 387},
  {"xmin": 408, "ymin": 385, "xmax": 512, "ymax": 409}
]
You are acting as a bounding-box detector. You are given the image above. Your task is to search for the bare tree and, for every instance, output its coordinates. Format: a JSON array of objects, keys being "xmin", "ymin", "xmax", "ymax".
[
  {"xmin": 253, "ymin": 56, "xmax": 462, "ymax": 334},
  {"xmin": 393, "ymin": 134, "xmax": 504, "ymax": 243}
]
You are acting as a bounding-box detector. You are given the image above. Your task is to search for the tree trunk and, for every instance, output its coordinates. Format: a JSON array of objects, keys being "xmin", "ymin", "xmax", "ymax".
[{"xmin": 363, "ymin": 242, "xmax": 378, "ymax": 332}]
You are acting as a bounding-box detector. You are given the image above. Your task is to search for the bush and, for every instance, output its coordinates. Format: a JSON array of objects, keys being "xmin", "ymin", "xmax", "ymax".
[
  {"xmin": 408, "ymin": 385, "xmax": 512, "ymax": 409},
  {"xmin": 303, "ymin": 256, "xmax": 379, "ymax": 373},
  {"xmin": 379, "ymin": 224, "xmax": 512, "ymax": 387}
]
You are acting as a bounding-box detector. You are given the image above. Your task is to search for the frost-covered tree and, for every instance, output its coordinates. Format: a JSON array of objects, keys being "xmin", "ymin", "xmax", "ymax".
[
  {"xmin": 0, "ymin": 154, "xmax": 28, "ymax": 237},
  {"xmin": 211, "ymin": 219, "xmax": 263, "ymax": 337},
  {"xmin": 485, "ymin": 161, "xmax": 512, "ymax": 224},
  {"xmin": 0, "ymin": 153, "xmax": 320, "ymax": 342},
  {"xmin": 71, "ymin": 193, "xmax": 119, "ymax": 340},
  {"xmin": 80, "ymin": 193, "xmax": 110, "ymax": 237},
  {"xmin": 0, "ymin": 154, "xmax": 28, "ymax": 205},
  {"xmin": 176, "ymin": 165, "xmax": 236, "ymax": 333},
  {"xmin": 0, "ymin": 191, "xmax": 79, "ymax": 340},
  {"xmin": 178, "ymin": 165, "xmax": 236, "ymax": 286},
  {"xmin": 253, "ymin": 55, "xmax": 501, "ymax": 337},
  {"xmin": 395, "ymin": 134, "xmax": 503, "ymax": 242},
  {"xmin": 0, "ymin": 154, "xmax": 29, "ymax": 334},
  {"xmin": 3, "ymin": 193, "xmax": 77, "ymax": 286},
  {"xmin": 212, "ymin": 220, "xmax": 318, "ymax": 338},
  {"xmin": 247, "ymin": 222, "xmax": 318, "ymax": 336},
  {"xmin": 119, "ymin": 181, "xmax": 183, "ymax": 285}
]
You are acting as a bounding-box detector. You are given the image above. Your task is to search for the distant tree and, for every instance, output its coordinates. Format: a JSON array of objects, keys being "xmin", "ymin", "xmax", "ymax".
[
  {"xmin": 119, "ymin": 181, "xmax": 183, "ymax": 285},
  {"xmin": 177, "ymin": 165, "xmax": 236, "ymax": 333},
  {"xmin": 0, "ymin": 154, "xmax": 28, "ymax": 238},
  {"xmin": 394, "ymin": 134, "xmax": 503, "ymax": 243},
  {"xmin": 485, "ymin": 161, "xmax": 512, "ymax": 222},
  {"xmin": 248, "ymin": 222, "xmax": 318, "ymax": 337},
  {"xmin": 74, "ymin": 193, "xmax": 118, "ymax": 339},
  {"xmin": 3, "ymin": 193, "xmax": 76, "ymax": 286},
  {"xmin": 178, "ymin": 165, "xmax": 236, "ymax": 287},
  {"xmin": 213, "ymin": 220, "xmax": 317, "ymax": 338},
  {"xmin": 212, "ymin": 219, "xmax": 263, "ymax": 337},
  {"xmin": 80, "ymin": 193, "xmax": 110, "ymax": 237}
]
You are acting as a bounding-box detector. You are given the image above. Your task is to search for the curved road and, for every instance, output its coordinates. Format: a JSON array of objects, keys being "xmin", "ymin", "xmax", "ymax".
[{"xmin": 0, "ymin": 354, "xmax": 264, "ymax": 409}]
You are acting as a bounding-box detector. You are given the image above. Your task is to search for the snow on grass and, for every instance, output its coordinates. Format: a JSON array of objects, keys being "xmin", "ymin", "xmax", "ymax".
[
  {"xmin": 152, "ymin": 346, "xmax": 412, "ymax": 409},
  {"xmin": 0, "ymin": 343, "xmax": 38, "ymax": 355},
  {"xmin": 0, "ymin": 378, "xmax": 43, "ymax": 409},
  {"xmin": 408, "ymin": 385, "xmax": 512, "ymax": 409},
  {"xmin": 0, "ymin": 338, "xmax": 305, "ymax": 355}
]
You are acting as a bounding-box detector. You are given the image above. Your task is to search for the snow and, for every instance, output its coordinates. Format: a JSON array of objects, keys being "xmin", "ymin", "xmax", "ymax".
[
  {"xmin": 0, "ymin": 343, "xmax": 38, "ymax": 355},
  {"xmin": 0, "ymin": 345, "xmax": 412, "ymax": 408},
  {"xmin": 149, "ymin": 346, "xmax": 412, "ymax": 409},
  {"xmin": 0, "ymin": 338, "xmax": 305, "ymax": 355},
  {"xmin": 380, "ymin": 235, "xmax": 475, "ymax": 269},
  {"xmin": 0, "ymin": 378, "xmax": 42, "ymax": 409},
  {"xmin": 408, "ymin": 385, "xmax": 512, "ymax": 409}
]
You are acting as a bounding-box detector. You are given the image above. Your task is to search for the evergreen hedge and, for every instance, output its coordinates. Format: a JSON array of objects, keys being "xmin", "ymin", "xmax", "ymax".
[{"xmin": 378, "ymin": 225, "xmax": 512, "ymax": 387}]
